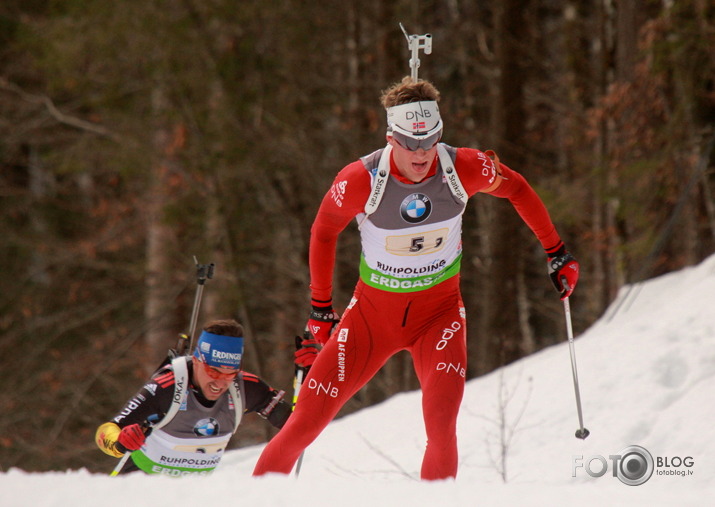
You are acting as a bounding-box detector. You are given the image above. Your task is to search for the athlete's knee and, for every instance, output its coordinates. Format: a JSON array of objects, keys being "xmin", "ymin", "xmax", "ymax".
[{"xmin": 422, "ymin": 395, "xmax": 461, "ymax": 437}]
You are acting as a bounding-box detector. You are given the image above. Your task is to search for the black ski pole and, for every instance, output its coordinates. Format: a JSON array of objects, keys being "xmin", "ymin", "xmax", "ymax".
[
  {"xmin": 563, "ymin": 297, "xmax": 590, "ymax": 439},
  {"xmin": 175, "ymin": 257, "xmax": 214, "ymax": 357}
]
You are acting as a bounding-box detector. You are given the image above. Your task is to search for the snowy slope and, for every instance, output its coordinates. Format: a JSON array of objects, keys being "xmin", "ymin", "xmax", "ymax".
[{"xmin": 2, "ymin": 255, "xmax": 715, "ymax": 506}]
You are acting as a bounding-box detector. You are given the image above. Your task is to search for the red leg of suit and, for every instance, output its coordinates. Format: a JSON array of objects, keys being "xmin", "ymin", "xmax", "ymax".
[
  {"xmin": 252, "ymin": 278, "xmax": 467, "ymax": 480},
  {"xmin": 408, "ymin": 302, "xmax": 466, "ymax": 480}
]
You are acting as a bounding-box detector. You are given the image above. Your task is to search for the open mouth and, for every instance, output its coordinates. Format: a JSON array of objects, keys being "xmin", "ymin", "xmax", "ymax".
[{"xmin": 208, "ymin": 383, "xmax": 223, "ymax": 395}]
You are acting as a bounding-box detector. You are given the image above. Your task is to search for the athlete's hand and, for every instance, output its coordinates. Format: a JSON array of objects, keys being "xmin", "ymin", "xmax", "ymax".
[
  {"xmin": 294, "ymin": 335, "xmax": 321, "ymax": 368},
  {"xmin": 116, "ymin": 423, "xmax": 146, "ymax": 452},
  {"xmin": 547, "ymin": 246, "xmax": 579, "ymax": 299},
  {"xmin": 306, "ymin": 304, "xmax": 340, "ymax": 345}
]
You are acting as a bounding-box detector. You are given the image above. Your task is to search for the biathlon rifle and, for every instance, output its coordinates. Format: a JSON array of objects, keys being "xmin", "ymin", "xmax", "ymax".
[
  {"xmin": 173, "ymin": 257, "xmax": 215, "ymax": 358},
  {"xmin": 399, "ymin": 22, "xmax": 432, "ymax": 81}
]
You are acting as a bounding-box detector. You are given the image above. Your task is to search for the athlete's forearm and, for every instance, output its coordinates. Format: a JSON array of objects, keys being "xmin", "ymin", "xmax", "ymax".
[
  {"xmin": 309, "ymin": 216, "xmax": 342, "ymax": 302},
  {"xmin": 487, "ymin": 165, "xmax": 562, "ymax": 250}
]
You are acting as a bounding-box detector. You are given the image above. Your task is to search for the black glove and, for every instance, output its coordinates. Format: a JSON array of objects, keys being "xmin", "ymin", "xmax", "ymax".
[{"xmin": 306, "ymin": 303, "xmax": 340, "ymax": 345}]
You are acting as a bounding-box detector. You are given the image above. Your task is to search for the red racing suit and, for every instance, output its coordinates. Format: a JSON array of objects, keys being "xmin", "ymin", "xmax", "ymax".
[{"xmin": 253, "ymin": 144, "xmax": 563, "ymax": 480}]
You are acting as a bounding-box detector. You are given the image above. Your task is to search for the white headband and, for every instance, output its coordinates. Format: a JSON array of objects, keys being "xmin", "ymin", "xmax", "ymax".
[{"xmin": 386, "ymin": 101, "xmax": 442, "ymax": 138}]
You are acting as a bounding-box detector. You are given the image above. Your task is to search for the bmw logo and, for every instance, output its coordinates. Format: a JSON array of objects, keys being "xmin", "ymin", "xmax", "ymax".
[
  {"xmin": 400, "ymin": 193, "xmax": 432, "ymax": 223},
  {"xmin": 194, "ymin": 417, "xmax": 219, "ymax": 437}
]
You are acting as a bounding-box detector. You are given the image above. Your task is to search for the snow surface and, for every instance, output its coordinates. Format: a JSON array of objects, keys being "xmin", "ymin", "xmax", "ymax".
[{"xmin": 3, "ymin": 255, "xmax": 715, "ymax": 506}]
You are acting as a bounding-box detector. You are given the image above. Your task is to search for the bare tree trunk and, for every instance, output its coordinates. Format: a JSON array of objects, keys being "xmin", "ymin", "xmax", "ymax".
[
  {"xmin": 671, "ymin": 73, "xmax": 702, "ymax": 268},
  {"xmin": 591, "ymin": 0, "xmax": 622, "ymax": 306},
  {"xmin": 588, "ymin": 0, "xmax": 608, "ymax": 311},
  {"xmin": 27, "ymin": 143, "xmax": 54, "ymax": 286},
  {"xmin": 700, "ymin": 169, "xmax": 715, "ymax": 242},
  {"xmin": 472, "ymin": 198, "xmax": 496, "ymax": 375},
  {"xmin": 516, "ymin": 255, "xmax": 535, "ymax": 356},
  {"xmin": 482, "ymin": 0, "xmax": 530, "ymax": 369},
  {"xmin": 144, "ymin": 86, "xmax": 178, "ymax": 373},
  {"xmin": 346, "ymin": 3, "xmax": 359, "ymax": 113},
  {"xmin": 608, "ymin": 0, "xmax": 639, "ymax": 292},
  {"xmin": 202, "ymin": 80, "xmax": 230, "ymax": 324},
  {"xmin": 615, "ymin": 0, "xmax": 637, "ymax": 83}
]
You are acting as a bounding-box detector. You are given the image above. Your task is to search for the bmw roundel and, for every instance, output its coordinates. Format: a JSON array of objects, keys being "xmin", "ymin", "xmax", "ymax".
[
  {"xmin": 400, "ymin": 193, "xmax": 432, "ymax": 223},
  {"xmin": 194, "ymin": 417, "xmax": 220, "ymax": 437}
]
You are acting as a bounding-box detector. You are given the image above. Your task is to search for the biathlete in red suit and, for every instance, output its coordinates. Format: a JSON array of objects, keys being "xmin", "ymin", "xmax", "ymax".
[{"xmin": 253, "ymin": 77, "xmax": 579, "ymax": 480}]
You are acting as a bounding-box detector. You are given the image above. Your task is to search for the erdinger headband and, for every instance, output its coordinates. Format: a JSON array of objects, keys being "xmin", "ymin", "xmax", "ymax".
[
  {"xmin": 386, "ymin": 101, "xmax": 443, "ymax": 138},
  {"xmin": 193, "ymin": 331, "xmax": 243, "ymax": 370}
]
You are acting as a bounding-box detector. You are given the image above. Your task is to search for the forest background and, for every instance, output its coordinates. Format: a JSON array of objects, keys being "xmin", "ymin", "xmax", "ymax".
[{"xmin": 1, "ymin": 0, "xmax": 713, "ymax": 473}]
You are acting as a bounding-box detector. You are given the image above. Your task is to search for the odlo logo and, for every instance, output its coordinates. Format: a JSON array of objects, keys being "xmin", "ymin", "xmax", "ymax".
[{"xmin": 436, "ymin": 321, "xmax": 461, "ymax": 350}]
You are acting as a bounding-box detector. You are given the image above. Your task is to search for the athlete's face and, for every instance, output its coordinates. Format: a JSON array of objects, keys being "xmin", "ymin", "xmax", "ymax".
[
  {"xmin": 387, "ymin": 135, "xmax": 439, "ymax": 183},
  {"xmin": 193, "ymin": 360, "xmax": 237, "ymax": 400}
]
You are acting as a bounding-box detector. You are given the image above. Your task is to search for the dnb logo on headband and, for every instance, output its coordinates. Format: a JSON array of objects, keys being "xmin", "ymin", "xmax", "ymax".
[
  {"xmin": 401, "ymin": 193, "xmax": 432, "ymax": 224},
  {"xmin": 387, "ymin": 101, "xmax": 441, "ymax": 135}
]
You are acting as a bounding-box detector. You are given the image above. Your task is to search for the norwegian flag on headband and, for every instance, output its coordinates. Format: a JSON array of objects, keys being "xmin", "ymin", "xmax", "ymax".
[{"xmin": 413, "ymin": 121, "xmax": 426, "ymax": 130}]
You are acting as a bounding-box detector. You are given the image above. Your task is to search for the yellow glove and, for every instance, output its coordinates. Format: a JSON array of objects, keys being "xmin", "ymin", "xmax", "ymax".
[{"xmin": 95, "ymin": 422, "xmax": 124, "ymax": 458}]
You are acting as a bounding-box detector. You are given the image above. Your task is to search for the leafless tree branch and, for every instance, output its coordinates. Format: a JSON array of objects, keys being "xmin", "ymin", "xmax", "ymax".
[{"xmin": 0, "ymin": 78, "xmax": 120, "ymax": 141}]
